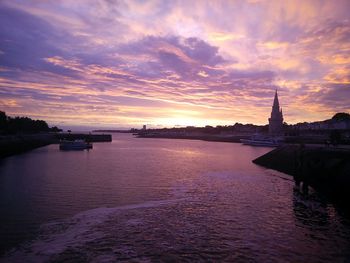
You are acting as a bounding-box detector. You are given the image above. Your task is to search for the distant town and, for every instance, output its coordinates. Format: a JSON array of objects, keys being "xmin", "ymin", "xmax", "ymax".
[
  {"xmin": 95, "ymin": 92, "xmax": 350, "ymax": 146},
  {"xmin": 1, "ymin": 92, "xmax": 350, "ymax": 153}
]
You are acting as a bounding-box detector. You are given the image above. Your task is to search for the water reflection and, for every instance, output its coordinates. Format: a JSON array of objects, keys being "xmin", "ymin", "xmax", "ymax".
[
  {"xmin": 0, "ymin": 134, "xmax": 350, "ymax": 262},
  {"xmin": 293, "ymin": 187, "xmax": 330, "ymax": 228},
  {"xmin": 292, "ymin": 187, "xmax": 350, "ymax": 261}
]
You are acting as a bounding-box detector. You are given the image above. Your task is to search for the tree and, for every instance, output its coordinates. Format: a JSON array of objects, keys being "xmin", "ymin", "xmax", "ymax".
[
  {"xmin": 330, "ymin": 130, "xmax": 341, "ymax": 146},
  {"xmin": 0, "ymin": 111, "xmax": 59, "ymax": 134},
  {"xmin": 332, "ymin": 112, "xmax": 350, "ymax": 121},
  {"xmin": 50, "ymin": 126, "xmax": 62, "ymax": 132},
  {"xmin": 0, "ymin": 111, "xmax": 7, "ymax": 130}
]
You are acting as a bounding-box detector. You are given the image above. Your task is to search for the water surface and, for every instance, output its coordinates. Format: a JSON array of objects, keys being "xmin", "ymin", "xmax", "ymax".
[{"xmin": 0, "ymin": 134, "xmax": 349, "ymax": 262}]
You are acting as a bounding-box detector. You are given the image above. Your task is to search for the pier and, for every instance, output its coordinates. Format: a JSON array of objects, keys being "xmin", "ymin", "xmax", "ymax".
[
  {"xmin": 0, "ymin": 133, "xmax": 112, "ymax": 158},
  {"xmin": 55, "ymin": 133, "xmax": 112, "ymax": 142}
]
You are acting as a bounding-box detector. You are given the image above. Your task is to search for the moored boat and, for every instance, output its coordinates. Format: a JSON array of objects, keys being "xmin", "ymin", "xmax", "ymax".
[
  {"xmin": 59, "ymin": 140, "xmax": 93, "ymax": 150},
  {"xmin": 240, "ymin": 134, "xmax": 283, "ymax": 147}
]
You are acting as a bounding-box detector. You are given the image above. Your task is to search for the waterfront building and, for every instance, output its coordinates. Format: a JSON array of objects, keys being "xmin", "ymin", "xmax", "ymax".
[{"xmin": 269, "ymin": 90, "xmax": 284, "ymax": 135}]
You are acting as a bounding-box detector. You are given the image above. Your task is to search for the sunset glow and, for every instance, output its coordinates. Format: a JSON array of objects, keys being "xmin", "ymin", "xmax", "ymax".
[{"xmin": 0, "ymin": 0, "xmax": 349, "ymax": 129}]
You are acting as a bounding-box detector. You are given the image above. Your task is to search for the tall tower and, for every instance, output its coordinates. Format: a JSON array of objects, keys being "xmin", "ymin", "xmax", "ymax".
[{"xmin": 268, "ymin": 90, "xmax": 284, "ymax": 135}]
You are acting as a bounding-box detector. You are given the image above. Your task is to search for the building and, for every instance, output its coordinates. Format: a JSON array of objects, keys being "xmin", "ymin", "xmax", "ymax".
[{"xmin": 268, "ymin": 90, "xmax": 284, "ymax": 135}]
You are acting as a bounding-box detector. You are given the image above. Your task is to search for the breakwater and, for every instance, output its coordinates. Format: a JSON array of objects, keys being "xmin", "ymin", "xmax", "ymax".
[
  {"xmin": 55, "ymin": 133, "xmax": 112, "ymax": 142},
  {"xmin": 0, "ymin": 133, "xmax": 112, "ymax": 158},
  {"xmin": 253, "ymin": 145, "xmax": 350, "ymax": 204},
  {"xmin": 0, "ymin": 134, "xmax": 55, "ymax": 158}
]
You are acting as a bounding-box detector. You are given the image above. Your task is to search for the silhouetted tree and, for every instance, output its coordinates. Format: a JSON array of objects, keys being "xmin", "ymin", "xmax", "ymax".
[
  {"xmin": 330, "ymin": 130, "xmax": 341, "ymax": 146},
  {"xmin": 332, "ymin": 112, "xmax": 350, "ymax": 121},
  {"xmin": 6, "ymin": 116, "xmax": 49, "ymax": 133},
  {"xmin": 0, "ymin": 111, "xmax": 60, "ymax": 134},
  {"xmin": 50, "ymin": 126, "xmax": 62, "ymax": 132},
  {"xmin": 0, "ymin": 111, "xmax": 7, "ymax": 130}
]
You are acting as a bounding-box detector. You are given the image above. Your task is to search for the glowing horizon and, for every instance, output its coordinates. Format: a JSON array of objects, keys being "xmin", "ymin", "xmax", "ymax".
[{"xmin": 0, "ymin": 0, "xmax": 349, "ymax": 129}]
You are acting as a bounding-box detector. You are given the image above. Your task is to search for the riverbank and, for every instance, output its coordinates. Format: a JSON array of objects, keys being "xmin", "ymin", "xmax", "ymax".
[
  {"xmin": 137, "ymin": 131, "xmax": 350, "ymax": 145},
  {"xmin": 2, "ymin": 135, "xmax": 349, "ymax": 262},
  {"xmin": 137, "ymin": 133, "xmax": 251, "ymax": 143},
  {"xmin": 55, "ymin": 133, "xmax": 112, "ymax": 142},
  {"xmin": 253, "ymin": 145, "xmax": 350, "ymax": 206},
  {"xmin": 0, "ymin": 133, "xmax": 112, "ymax": 158},
  {"xmin": 0, "ymin": 134, "xmax": 55, "ymax": 158}
]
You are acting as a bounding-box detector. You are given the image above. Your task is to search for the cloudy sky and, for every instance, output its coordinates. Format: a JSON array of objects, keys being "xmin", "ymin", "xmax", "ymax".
[{"xmin": 0, "ymin": 0, "xmax": 349, "ymax": 129}]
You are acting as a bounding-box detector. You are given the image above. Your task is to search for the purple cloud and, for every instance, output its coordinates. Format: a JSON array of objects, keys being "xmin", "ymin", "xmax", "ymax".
[{"xmin": 0, "ymin": 0, "xmax": 349, "ymax": 127}]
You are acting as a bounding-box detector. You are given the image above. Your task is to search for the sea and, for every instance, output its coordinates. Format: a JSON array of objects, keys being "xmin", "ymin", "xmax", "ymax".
[{"xmin": 0, "ymin": 133, "xmax": 349, "ymax": 262}]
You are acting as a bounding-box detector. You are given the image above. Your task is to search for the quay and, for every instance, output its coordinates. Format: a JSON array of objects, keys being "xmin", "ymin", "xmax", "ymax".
[
  {"xmin": 0, "ymin": 134, "xmax": 54, "ymax": 158},
  {"xmin": 253, "ymin": 145, "xmax": 350, "ymax": 205},
  {"xmin": 55, "ymin": 133, "xmax": 112, "ymax": 142},
  {"xmin": 0, "ymin": 133, "xmax": 112, "ymax": 158},
  {"xmin": 137, "ymin": 132, "xmax": 250, "ymax": 143}
]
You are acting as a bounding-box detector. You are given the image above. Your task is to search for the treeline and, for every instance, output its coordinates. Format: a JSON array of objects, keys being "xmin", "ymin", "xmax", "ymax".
[
  {"xmin": 134, "ymin": 122, "xmax": 269, "ymax": 135},
  {"xmin": 0, "ymin": 111, "xmax": 61, "ymax": 134},
  {"xmin": 134, "ymin": 113, "xmax": 350, "ymax": 136}
]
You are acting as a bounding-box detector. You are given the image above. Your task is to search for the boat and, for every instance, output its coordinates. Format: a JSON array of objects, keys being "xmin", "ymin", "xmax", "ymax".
[
  {"xmin": 240, "ymin": 134, "xmax": 283, "ymax": 147},
  {"xmin": 59, "ymin": 139, "xmax": 93, "ymax": 150}
]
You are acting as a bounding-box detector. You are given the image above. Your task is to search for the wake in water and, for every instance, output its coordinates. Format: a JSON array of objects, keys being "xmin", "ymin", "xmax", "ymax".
[
  {"xmin": 2, "ymin": 171, "xmax": 350, "ymax": 263},
  {"xmin": 1, "ymin": 199, "xmax": 187, "ymax": 262}
]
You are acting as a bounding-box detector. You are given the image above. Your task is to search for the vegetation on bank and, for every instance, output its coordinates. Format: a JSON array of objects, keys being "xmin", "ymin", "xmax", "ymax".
[
  {"xmin": 332, "ymin": 112, "xmax": 350, "ymax": 121},
  {"xmin": 0, "ymin": 111, "xmax": 62, "ymax": 134}
]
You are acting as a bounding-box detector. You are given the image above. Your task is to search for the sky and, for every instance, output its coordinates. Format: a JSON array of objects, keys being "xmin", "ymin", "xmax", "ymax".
[{"xmin": 0, "ymin": 0, "xmax": 349, "ymax": 129}]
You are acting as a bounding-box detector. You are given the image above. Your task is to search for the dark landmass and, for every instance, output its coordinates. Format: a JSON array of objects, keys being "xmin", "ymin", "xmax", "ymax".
[
  {"xmin": 0, "ymin": 111, "xmax": 61, "ymax": 134},
  {"xmin": 253, "ymin": 145, "xmax": 350, "ymax": 207},
  {"xmin": 93, "ymin": 129, "xmax": 133, "ymax": 133},
  {"xmin": 138, "ymin": 133, "xmax": 251, "ymax": 143},
  {"xmin": 0, "ymin": 133, "xmax": 112, "ymax": 159},
  {"xmin": 136, "ymin": 123, "xmax": 268, "ymax": 135},
  {"xmin": 135, "ymin": 124, "xmax": 267, "ymax": 144},
  {"xmin": 134, "ymin": 113, "xmax": 350, "ymax": 207},
  {"xmin": 0, "ymin": 134, "xmax": 55, "ymax": 159},
  {"xmin": 1, "ymin": 111, "xmax": 350, "ymax": 158},
  {"xmin": 55, "ymin": 133, "xmax": 112, "ymax": 142},
  {"xmin": 134, "ymin": 112, "xmax": 350, "ymax": 145},
  {"xmin": 0, "ymin": 111, "xmax": 61, "ymax": 158},
  {"xmin": 0, "ymin": 111, "xmax": 112, "ymax": 158},
  {"xmin": 137, "ymin": 131, "xmax": 350, "ymax": 145}
]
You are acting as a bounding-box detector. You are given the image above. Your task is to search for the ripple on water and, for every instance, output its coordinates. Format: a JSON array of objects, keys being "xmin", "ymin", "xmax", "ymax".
[{"xmin": 1, "ymin": 171, "xmax": 350, "ymax": 263}]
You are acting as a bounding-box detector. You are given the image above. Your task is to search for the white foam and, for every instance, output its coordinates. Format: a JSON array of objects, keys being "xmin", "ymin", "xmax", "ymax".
[{"xmin": 2, "ymin": 199, "xmax": 184, "ymax": 262}]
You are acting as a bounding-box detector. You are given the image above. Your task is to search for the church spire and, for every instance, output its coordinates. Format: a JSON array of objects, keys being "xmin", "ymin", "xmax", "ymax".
[
  {"xmin": 268, "ymin": 90, "xmax": 284, "ymax": 135},
  {"xmin": 273, "ymin": 90, "xmax": 280, "ymax": 109}
]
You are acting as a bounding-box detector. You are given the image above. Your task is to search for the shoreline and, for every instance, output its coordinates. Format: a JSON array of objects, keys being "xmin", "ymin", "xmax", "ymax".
[
  {"xmin": 0, "ymin": 133, "xmax": 112, "ymax": 159},
  {"xmin": 136, "ymin": 133, "xmax": 250, "ymax": 143},
  {"xmin": 0, "ymin": 134, "xmax": 55, "ymax": 159},
  {"xmin": 136, "ymin": 132, "xmax": 350, "ymax": 145},
  {"xmin": 138, "ymin": 133, "xmax": 350, "ymax": 207},
  {"xmin": 253, "ymin": 145, "xmax": 350, "ymax": 207}
]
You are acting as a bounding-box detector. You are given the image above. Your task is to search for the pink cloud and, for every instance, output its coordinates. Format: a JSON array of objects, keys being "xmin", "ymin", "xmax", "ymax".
[{"xmin": 0, "ymin": 0, "xmax": 349, "ymax": 128}]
